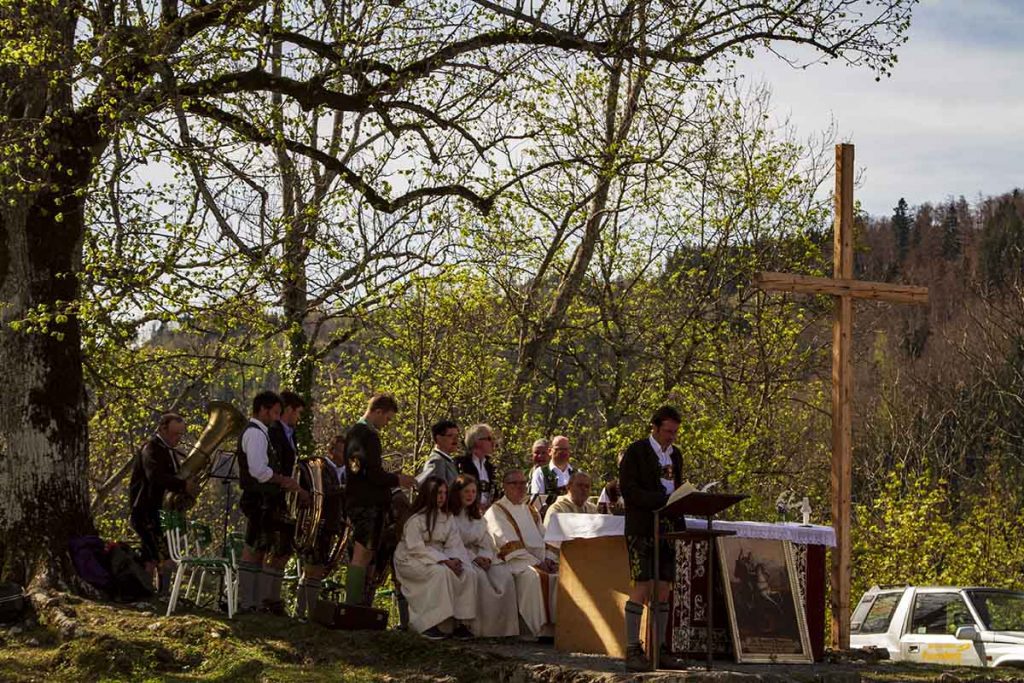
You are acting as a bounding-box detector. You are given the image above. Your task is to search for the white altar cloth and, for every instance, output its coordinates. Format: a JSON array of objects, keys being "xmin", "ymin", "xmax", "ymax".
[{"xmin": 544, "ymin": 513, "xmax": 835, "ymax": 547}]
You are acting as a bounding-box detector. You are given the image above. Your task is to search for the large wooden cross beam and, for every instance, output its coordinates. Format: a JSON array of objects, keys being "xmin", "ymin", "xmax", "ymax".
[{"xmin": 755, "ymin": 144, "xmax": 929, "ymax": 650}]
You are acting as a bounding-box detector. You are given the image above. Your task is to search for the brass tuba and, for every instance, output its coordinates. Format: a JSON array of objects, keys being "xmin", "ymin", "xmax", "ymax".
[
  {"xmin": 289, "ymin": 457, "xmax": 349, "ymax": 570},
  {"xmin": 164, "ymin": 401, "xmax": 248, "ymax": 511},
  {"xmin": 289, "ymin": 458, "xmax": 323, "ymax": 551}
]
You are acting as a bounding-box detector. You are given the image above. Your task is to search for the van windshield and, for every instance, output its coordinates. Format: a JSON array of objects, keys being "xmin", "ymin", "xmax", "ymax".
[{"xmin": 965, "ymin": 590, "xmax": 1024, "ymax": 632}]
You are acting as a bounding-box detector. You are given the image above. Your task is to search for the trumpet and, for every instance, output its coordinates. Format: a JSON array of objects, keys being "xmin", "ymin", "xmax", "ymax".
[{"xmin": 164, "ymin": 401, "xmax": 248, "ymax": 511}]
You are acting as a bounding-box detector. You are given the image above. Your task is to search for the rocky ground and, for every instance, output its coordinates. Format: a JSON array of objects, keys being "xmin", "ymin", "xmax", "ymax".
[{"xmin": 2, "ymin": 599, "xmax": 1024, "ymax": 682}]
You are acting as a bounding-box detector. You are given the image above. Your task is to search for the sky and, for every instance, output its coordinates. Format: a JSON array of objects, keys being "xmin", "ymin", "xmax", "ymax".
[{"xmin": 740, "ymin": 0, "xmax": 1024, "ymax": 217}]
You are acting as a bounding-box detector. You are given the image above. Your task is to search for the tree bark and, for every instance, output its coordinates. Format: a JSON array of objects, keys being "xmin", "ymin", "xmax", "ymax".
[
  {"xmin": 0, "ymin": 125, "xmax": 100, "ymax": 587},
  {"xmin": 509, "ymin": 12, "xmax": 649, "ymax": 425}
]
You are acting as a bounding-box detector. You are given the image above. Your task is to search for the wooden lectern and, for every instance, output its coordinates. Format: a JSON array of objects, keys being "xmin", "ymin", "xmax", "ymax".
[{"xmin": 652, "ymin": 491, "xmax": 747, "ymax": 671}]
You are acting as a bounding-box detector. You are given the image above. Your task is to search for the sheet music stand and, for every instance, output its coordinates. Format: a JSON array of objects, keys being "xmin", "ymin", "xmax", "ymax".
[
  {"xmin": 651, "ymin": 491, "xmax": 747, "ymax": 671},
  {"xmin": 209, "ymin": 449, "xmax": 238, "ymax": 556}
]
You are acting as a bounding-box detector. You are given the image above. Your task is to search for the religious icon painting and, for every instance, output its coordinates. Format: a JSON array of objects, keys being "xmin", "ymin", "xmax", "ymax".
[{"xmin": 716, "ymin": 537, "xmax": 813, "ymax": 664}]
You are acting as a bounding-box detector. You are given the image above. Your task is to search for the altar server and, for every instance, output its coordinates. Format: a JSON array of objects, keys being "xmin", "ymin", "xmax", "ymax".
[
  {"xmin": 449, "ymin": 474, "xmax": 518, "ymax": 637},
  {"xmin": 394, "ymin": 476, "xmax": 476, "ymax": 640},
  {"xmin": 484, "ymin": 470, "xmax": 558, "ymax": 638}
]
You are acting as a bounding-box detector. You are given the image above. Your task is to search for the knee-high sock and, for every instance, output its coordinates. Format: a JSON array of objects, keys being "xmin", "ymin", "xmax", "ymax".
[
  {"xmin": 260, "ymin": 567, "xmax": 284, "ymax": 606},
  {"xmin": 344, "ymin": 564, "xmax": 367, "ymax": 605},
  {"xmin": 296, "ymin": 577, "xmax": 321, "ymax": 619},
  {"xmin": 625, "ymin": 600, "xmax": 644, "ymax": 648},
  {"xmin": 237, "ymin": 561, "xmax": 262, "ymax": 610},
  {"xmin": 397, "ymin": 591, "xmax": 409, "ymax": 629},
  {"xmin": 656, "ymin": 602, "xmax": 671, "ymax": 649}
]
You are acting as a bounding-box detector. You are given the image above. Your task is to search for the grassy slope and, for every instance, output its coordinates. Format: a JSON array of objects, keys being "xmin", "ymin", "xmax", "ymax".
[
  {"xmin": 4, "ymin": 599, "xmax": 1024, "ymax": 682},
  {"xmin": 0, "ymin": 599, "xmax": 519, "ymax": 682}
]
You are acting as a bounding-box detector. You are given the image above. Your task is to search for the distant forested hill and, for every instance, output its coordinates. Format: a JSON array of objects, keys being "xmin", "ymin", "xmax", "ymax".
[{"xmin": 850, "ymin": 189, "xmax": 1024, "ymax": 593}]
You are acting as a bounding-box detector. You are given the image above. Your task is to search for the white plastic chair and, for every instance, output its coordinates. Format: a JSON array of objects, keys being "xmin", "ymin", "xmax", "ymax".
[{"xmin": 160, "ymin": 510, "xmax": 236, "ymax": 619}]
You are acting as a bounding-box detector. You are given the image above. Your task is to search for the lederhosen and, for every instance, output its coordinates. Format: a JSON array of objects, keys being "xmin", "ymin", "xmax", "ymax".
[
  {"xmin": 344, "ymin": 421, "xmax": 398, "ymax": 552},
  {"xmin": 299, "ymin": 456, "xmax": 346, "ymax": 567},
  {"xmin": 620, "ymin": 438, "xmax": 682, "ymax": 584},
  {"xmin": 238, "ymin": 421, "xmax": 290, "ymax": 554},
  {"xmin": 268, "ymin": 421, "xmax": 298, "ymax": 556}
]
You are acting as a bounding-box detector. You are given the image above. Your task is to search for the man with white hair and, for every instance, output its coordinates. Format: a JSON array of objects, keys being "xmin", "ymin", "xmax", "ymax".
[
  {"xmin": 484, "ymin": 470, "xmax": 559, "ymax": 638},
  {"xmin": 455, "ymin": 423, "xmax": 497, "ymax": 508}
]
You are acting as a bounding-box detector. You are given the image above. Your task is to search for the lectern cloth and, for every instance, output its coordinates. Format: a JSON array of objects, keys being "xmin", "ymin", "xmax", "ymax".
[{"xmin": 545, "ymin": 514, "xmax": 836, "ymax": 547}]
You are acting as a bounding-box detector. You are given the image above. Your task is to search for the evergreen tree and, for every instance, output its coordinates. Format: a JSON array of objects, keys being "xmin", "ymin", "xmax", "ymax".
[
  {"xmin": 942, "ymin": 199, "xmax": 961, "ymax": 260},
  {"xmin": 892, "ymin": 197, "xmax": 913, "ymax": 263}
]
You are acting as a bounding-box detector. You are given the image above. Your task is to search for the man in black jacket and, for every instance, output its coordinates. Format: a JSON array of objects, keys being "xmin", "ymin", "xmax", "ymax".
[
  {"xmin": 129, "ymin": 413, "xmax": 191, "ymax": 589},
  {"xmin": 262, "ymin": 390, "xmax": 306, "ymax": 613},
  {"xmin": 456, "ymin": 423, "xmax": 497, "ymax": 508},
  {"xmin": 343, "ymin": 393, "xmax": 416, "ymax": 605},
  {"xmin": 236, "ymin": 390, "xmax": 304, "ymax": 612},
  {"xmin": 618, "ymin": 406, "xmax": 684, "ymax": 671}
]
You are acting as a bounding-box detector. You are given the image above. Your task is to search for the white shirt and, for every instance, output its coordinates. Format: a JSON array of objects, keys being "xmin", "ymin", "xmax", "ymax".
[
  {"xmin": 472, "ymin": 455, "xmax": 489, "ymax": 483},
  {"xmin": 530, "ymin": 461, "xmax": 572, "ymax": 494},
  {"xmin": 649, "ymin": 436, "xmax": 676, "ymax": 495},
  {"xmin": 241, "ymin": 419, "xmax": 274, "ymax": 483}
]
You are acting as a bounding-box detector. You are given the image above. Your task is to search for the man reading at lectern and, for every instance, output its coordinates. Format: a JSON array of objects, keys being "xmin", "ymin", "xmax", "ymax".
[{"xmin": 619, "ymin": 406, "xmax": 684, "ymax": 671}]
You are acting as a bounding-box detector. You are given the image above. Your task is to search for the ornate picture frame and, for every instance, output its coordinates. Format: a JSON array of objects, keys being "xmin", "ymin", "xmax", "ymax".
[{"xmin": 716, "ymin": 537, "xmax": 813, "ymax": 663}]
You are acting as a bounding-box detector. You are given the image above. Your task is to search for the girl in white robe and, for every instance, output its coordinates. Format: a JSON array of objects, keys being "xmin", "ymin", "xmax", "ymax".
[
  {"xmin": 394, "ymin": 476, "xmax": 477, "ymax": 639},
  {"xmin": 449, "ymin": 474, "xmax": 519, "ymax": 637}
]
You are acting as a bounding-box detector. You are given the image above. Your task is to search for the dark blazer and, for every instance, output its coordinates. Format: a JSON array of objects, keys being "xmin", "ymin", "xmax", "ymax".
[
  {"xmin": 268, "ymin": 421, "xmax": 298, "ymax": 479},
  {"xmin": 455, "ymin": 454, "xmax": 497, "ymax": 494},
  {"xmin": 345, "ymin": 421, "xmax": 399, "ymax": 507},
  {"xmin": 129, "ymin": 436, "xmax": 185, "ymax": 519},
  {"xmin": 619, "ymin": 437, "xmax": 683, "ymax": 537}
]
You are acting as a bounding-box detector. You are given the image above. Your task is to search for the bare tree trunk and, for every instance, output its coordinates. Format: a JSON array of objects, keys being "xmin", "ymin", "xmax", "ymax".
[
  {"xmin": 509, "ymin": 15, "xmax": 649, "ymax": 425},
  {"xmin": 0, "ymin": 123, "xmax": 100, "ymax": 588}
]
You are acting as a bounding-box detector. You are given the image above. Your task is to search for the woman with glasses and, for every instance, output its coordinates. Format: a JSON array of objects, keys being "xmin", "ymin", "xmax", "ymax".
[{"xmin": 456, "ymin": 424, "xmax": 497, "ymax": 509}]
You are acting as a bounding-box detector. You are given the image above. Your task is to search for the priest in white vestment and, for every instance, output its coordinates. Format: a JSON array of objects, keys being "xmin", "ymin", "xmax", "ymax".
[
  {"xmin": 394, "ymin": 477, "xmax": 477, "ymax": 639},
  {"xmin": 484, "ymin": 470, "xmax": 559, "ymax": 637}
]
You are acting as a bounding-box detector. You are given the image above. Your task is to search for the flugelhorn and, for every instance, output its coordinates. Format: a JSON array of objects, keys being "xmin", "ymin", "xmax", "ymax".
[{"xmin": 164, "ymin": 401, "xmax": 248, "ymax": 511}]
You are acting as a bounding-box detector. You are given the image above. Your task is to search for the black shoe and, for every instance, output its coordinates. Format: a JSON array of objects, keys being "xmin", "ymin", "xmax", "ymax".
[
  {"xmin": 421, "ymin": 626, "xmax": 447, "ymax": 641},
  {"xmin": 261, "ymin": 600, "xmax": 286, "ymax": 616},
  {"xmin": 625, "ymin": 644, "xmax": 650, "ymax": 672},
  {"xmin": 658, "ymin": 647, "xmax": 686, "ymax": 670},
  {"xmin": 451, "ymin": 624, "xmax": 473, "ymax": 640},
  {"xmin": 536, "ymin": 635, "xmax": 554, "ymax": 644}
]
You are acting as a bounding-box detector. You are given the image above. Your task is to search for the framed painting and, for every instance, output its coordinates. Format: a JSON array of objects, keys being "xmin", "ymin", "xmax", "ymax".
[{"xmin": 716, "ymin": 536, "xmax": 813, "ymax": 663}]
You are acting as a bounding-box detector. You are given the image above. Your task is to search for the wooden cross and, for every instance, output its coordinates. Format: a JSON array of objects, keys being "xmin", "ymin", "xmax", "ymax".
[{"xmin": 755, "ymin": 144, "xmax": 928, "ymax": 650}]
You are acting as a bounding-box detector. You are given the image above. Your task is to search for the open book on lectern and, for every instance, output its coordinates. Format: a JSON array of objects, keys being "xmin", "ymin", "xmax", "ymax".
[{"xmin": 665, "ymin": 480, "xmax": 720, "ymax": 506}]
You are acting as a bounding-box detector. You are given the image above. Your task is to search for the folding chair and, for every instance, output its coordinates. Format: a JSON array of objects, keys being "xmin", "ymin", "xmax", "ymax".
[{"xmin": 160, "ymin": 510, "xmax": 237, "ymax": 619}]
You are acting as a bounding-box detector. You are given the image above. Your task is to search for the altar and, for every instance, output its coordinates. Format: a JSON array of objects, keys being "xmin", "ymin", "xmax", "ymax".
[{"xmin": 546, "ymin": 514, "xmax": 834, "ymax": 662}]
